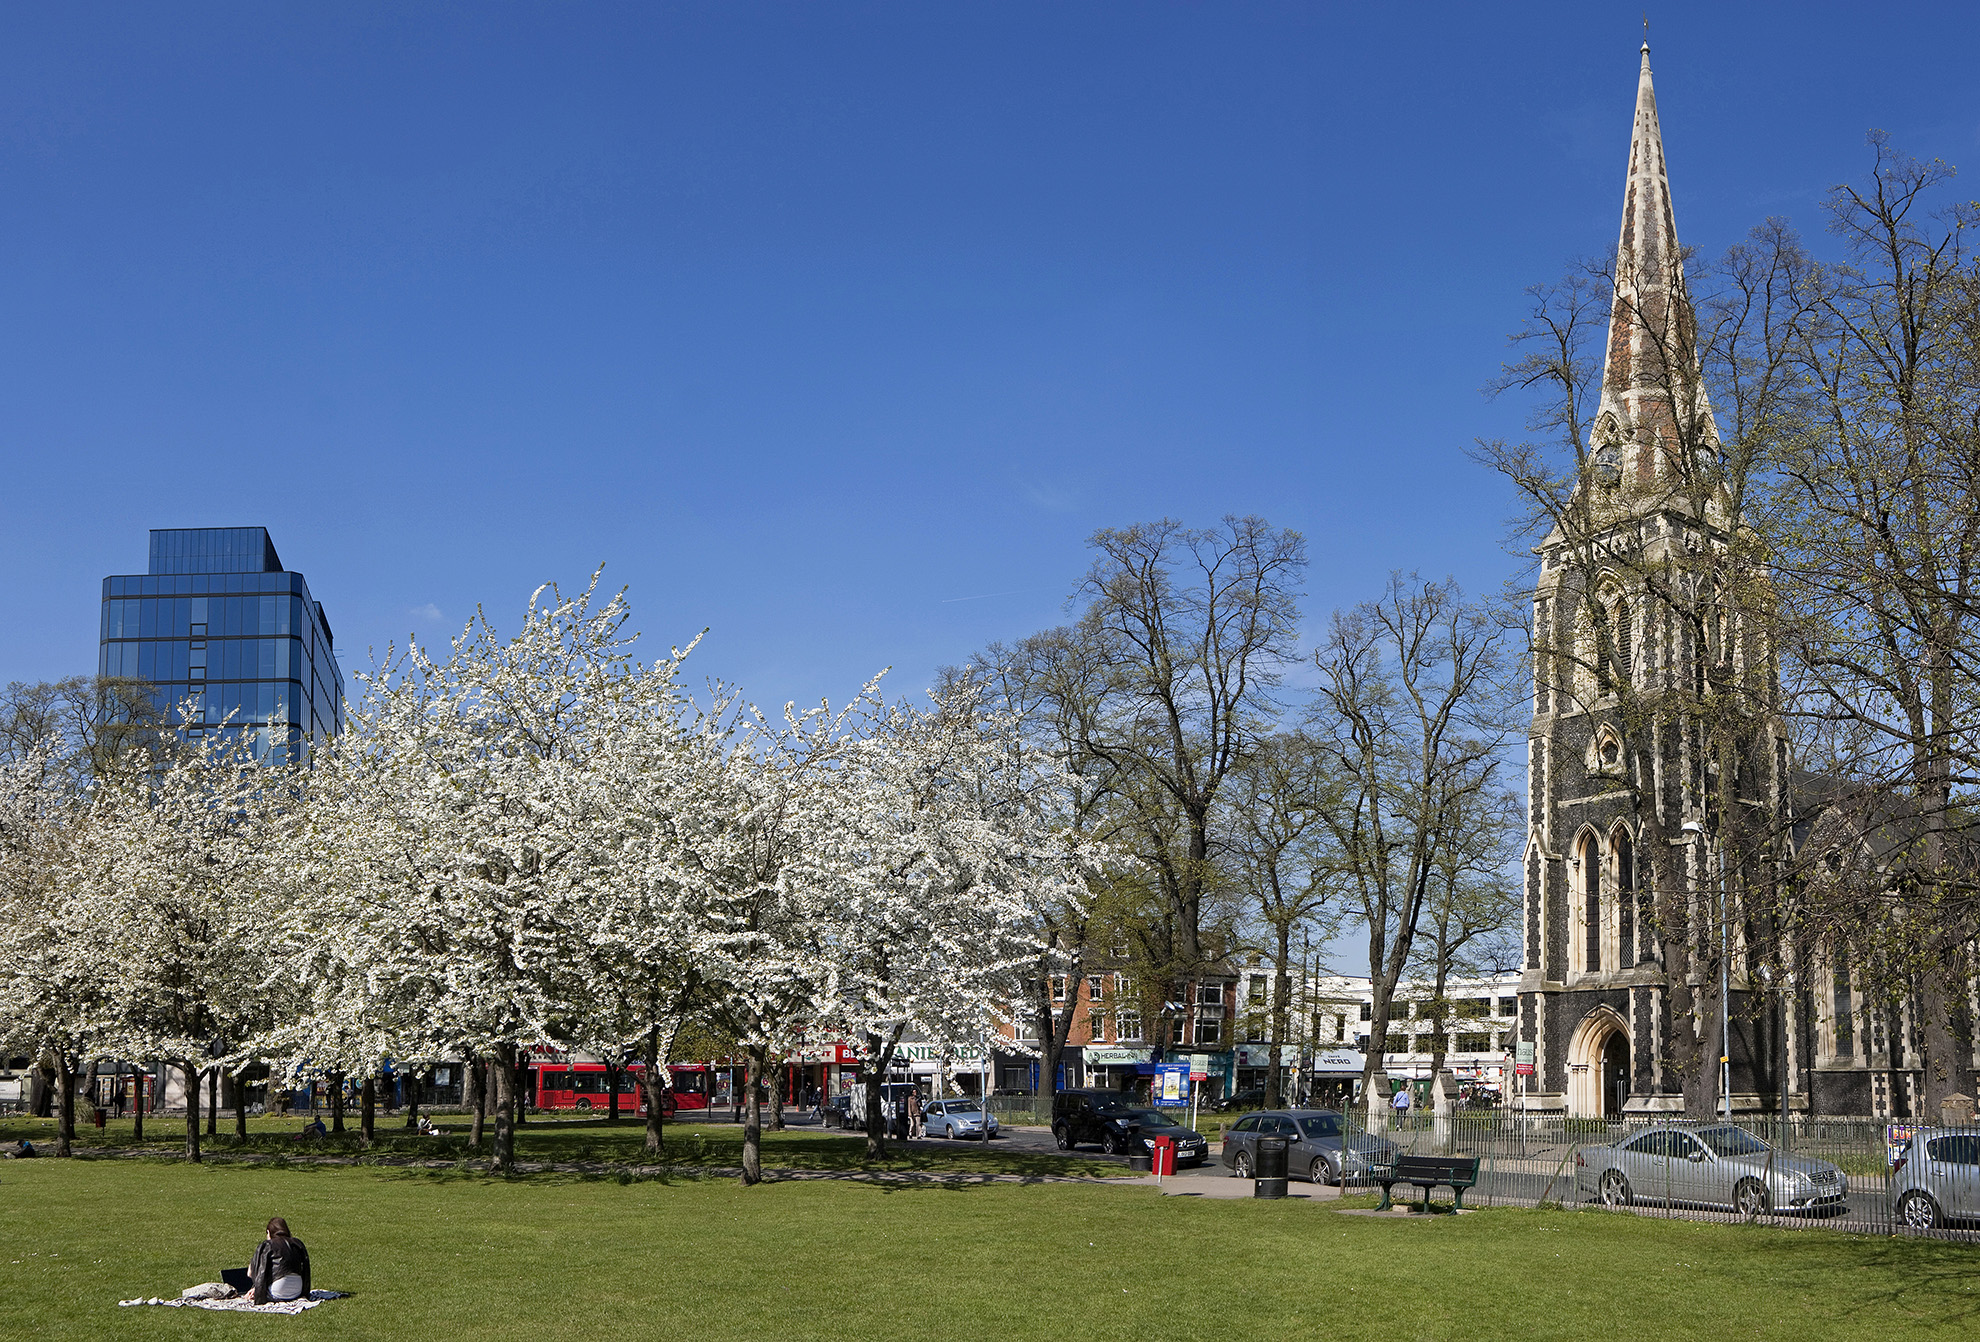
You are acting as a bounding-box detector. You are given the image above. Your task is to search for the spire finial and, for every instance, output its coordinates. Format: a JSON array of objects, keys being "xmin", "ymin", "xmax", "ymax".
[{"xmin": 1642, "ymin": 12, "xmax": 1650, "ymax": 55}]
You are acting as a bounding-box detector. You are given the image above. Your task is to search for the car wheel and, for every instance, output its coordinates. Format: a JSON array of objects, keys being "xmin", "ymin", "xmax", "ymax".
[
  {"xmin": 1053, "ymin": 1125, "xmax": 1073, "ymax": 1151},
  {"xmin": 1734, "ymin": 1178, "xmax": 1770, "ymax": 1218},
  {"xmin": 1101, "ymin": 1132, "xmax": 1124, "ymax": 1156},
  {"xmin": 575, "ymin": 1098, "xmax": 592, "ymax": 1112},
  {"xmin": 1233, "ymin": 1151, "xmax": 1253, "ymax": 1179},
  {"xmin": 1599, "ymin": 1169, "xmax": 1632, "ymax": 1209},
  {"xmin": 1899, "ymin": 1190, "xmax": 1942, "ymax": 1230},
  {"xmin": 1311, "ymin": 1156, "xmax": 1334, "ymax": 1186}
]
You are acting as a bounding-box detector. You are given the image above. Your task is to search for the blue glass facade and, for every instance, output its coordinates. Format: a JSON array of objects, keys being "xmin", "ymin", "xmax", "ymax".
[{"xmin": 99, "ymin": 528, "xmax": 343, "ymax": 760}]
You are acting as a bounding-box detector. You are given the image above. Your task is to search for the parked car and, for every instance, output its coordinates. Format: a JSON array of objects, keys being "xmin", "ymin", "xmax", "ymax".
[
  {"xmin": 923, "ymin": 1099, "xmax": 1000, "ymax": 1141},
  {"xmin": 1216, "ymin": 1088, "xmax": 1269, "ymax": 1114},
  {"xmin": 1889, "ymin": 1127, "xmax": 1980, "ymax": 1229},
  {"xmin": 1219, "ymin": 1109, "xmax": 1395, "ymax": 1185},
  {"xmin": 1575, "ymin": 1123, "xmax": 1848, "ymax": 1215},
  {"xmin": 1116, "ymin": 1106, "xmax": 1210, "ymax": 1166},
  {"xmin": 1052, "ymin": 1089, "xmax": 1142, "ymax": 1154}
]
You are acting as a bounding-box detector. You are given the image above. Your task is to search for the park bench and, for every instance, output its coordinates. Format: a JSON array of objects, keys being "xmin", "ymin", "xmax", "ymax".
[{"xmin": 1373, "ymin": 1154, "xmax": 1479, "ymax": 1212}]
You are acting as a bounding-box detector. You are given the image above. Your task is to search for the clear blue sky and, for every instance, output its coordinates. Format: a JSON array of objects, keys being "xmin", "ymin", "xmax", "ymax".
[{"xmin": 4, "ymin": 2, "xmax": 1977, "ymax": 726}]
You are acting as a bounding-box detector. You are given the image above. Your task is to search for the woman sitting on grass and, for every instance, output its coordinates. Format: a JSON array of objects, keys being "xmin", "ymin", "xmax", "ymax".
[{"xmin": 249, "ymin": 1217, "xmax": 311, "ymax": 1304}]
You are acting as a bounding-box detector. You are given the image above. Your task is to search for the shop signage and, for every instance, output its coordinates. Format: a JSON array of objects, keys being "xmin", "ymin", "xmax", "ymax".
[
  {"xmin": 1085, "ymin": 1047, "xmax": 1152, "ymax": 1066},
  {"xmin": 1310, "ymin": 1049, "xmax": 1366, "ymax": 1075},
  {"xmin": 1516, "ymin": 1041, "xmax": 1535, "ymax": 1064}
]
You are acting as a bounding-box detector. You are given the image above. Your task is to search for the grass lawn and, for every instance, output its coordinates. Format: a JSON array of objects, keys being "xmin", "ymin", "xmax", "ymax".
[
  {"xmin": 4, "ymin": 1157, "xmax": 1979, "ymax": 1340},
  {"xmin": 0, "ymin": 1113, "xmax": 1117, "ymax": 1177}
]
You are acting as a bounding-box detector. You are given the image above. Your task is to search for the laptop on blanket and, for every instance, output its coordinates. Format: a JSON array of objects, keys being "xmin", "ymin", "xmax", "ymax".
[{"xmin": 221, "ymin": 1269, "xmax": 251, "ymax": 1294}]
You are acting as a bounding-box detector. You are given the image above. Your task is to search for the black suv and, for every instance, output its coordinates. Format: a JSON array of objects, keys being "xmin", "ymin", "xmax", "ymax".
[{"xmin": 1052, "ymin": 1089, "xmax": 1141, "ymax": 1154}]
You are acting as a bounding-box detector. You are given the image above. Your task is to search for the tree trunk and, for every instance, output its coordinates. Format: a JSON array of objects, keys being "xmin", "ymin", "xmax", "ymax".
[
  {"xmin": 233, "ymin": 1068, "xmax": 248, "ymax": 1138},
  {"xmin": 469, "ymin": 1058, "xmax": 487, "ymax": 1149},
  {"xmin": 862, "ymin": 1023, "xmax": 907, "ymax": 1159},
  {"xmin": 740, "ymin": 1050, "xmax": 764, "ymax": 1186},
  {"xmin": 607, "ymin": 1060, "xmax": 620, "ymax": 1121},
  {"xmin": 206, "ymin": 1067, "xmax": 218, "ymax": 1136},
  {"xmin": 490, "ymin": 1044, "xmax": 519, "ymax": 1171},
  {"xmin": 183, "ymin": 1061, "xmax": 202, "ymax": 1163},
  {"xmin": 360, "ymin": 1076, "xmax": 376, "ymax": 1146},
  {"xmin": 130, "ymin": 1063, "xmax": 145, "ymax": 1142},
  {"xmin": 1429, "ymin": 962, "xmax": 1452, "ymax": 1079},
  {"xmin": 54, "ymin": 1055, "xmax": 77, "ymax": 1157},
  {"xmin": 1267, "ymin": 923, "xmax": 1292, "ymax": 1109},
  {"xmin": 770, "ymin": 1064, "xmax": 786, "ymax": 1131},
  {"xmin": 405, "ymin": 1069, "xmax": 422, "ymax": 1131},
  {"xmin": 513, "ymin": 1052, "xmax": 529, "ymax": 1125},
  {"xmin": 641, "ymin": 1030, "xmax": 667, "ymax": 1154},
  {"xmin": 329, "ymin": 1071, "xmax": 346, "ymax": 1134}
]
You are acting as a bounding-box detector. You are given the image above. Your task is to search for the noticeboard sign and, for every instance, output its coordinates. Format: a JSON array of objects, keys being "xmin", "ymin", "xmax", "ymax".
[
  {"xmin": 1516, "ymin": 1041, "xmax": 1535, "ymax": 1065},
  {"xmin": 1154, "ymin": 1062, "xmax": 1190, "ymax": 1107},
  {"xmin": 1514, "ymin": 1062, "xmax": 1534, "ymax": 1077}
]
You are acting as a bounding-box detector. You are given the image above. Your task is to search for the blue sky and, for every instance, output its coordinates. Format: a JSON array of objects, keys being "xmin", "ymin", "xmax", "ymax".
[{"xmin": 4, "ymin": 1, "xmax": 1977, "ymax": 727}]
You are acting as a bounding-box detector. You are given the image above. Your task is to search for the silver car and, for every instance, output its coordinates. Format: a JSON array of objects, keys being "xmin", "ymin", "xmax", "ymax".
[
  {"xmin": 1220, "ymin": 1109, "xmax": 1396, "ymax": 1185},
  {"xmin": 922, "ymin": 1099, "xmax": 999, "ymax": 1140},
  {"xmin": 1889, "ymin": 1127, "xmax": 1980, "ymax": 1229},
  {"xmin": 1577, "ymin": 1123, "xmax": 1847, "ymax": 1215}
]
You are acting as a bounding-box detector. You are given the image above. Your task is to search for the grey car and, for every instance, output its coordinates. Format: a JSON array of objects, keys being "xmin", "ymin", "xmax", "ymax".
[
  {"xmin": 1889, "ymin": 1127, "xmax": 1980, "ymax": 1229},
  {"xmin": 922, "ymin": 1099, "xmax": 999, "ymax": 1140},
  {"xmin": 1577, "ymin": 1123, "xmax": 1848, "ymax": 1215},
  {"xmin": 1220, "ymin": 1109, "xmax": 1396, "ymax": 1185}
]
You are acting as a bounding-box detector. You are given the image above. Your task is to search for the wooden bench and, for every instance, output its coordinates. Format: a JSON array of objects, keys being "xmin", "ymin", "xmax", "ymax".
[{"xmin": 1373, "ymin": 1154, "xmax": 1479, "ymax": 1211}]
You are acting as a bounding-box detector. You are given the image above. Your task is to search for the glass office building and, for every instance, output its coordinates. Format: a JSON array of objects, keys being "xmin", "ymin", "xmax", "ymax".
[{"xmin": 98, "ymin": 527, "xmax": 343, "ymax": 761}]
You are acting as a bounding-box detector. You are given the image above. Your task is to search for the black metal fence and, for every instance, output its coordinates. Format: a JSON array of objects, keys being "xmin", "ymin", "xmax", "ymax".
[{"xmin": 1340, "ymin": 1108, "xmax": 1980, "ymax": 1242}]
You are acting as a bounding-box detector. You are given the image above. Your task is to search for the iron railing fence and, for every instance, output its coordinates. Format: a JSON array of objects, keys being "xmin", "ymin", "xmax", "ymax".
[{"xmin": 1337, "ymin": 1108, "xmax": 1980, "ymax": 1241}]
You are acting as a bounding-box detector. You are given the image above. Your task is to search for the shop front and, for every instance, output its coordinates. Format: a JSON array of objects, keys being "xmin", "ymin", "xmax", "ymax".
[
  {"xmin": 1084, "ymin": 1047, "xmax": 1152, "ymax": 1095},
  {"xmin": 1307, "ymin": 1048, "xmax": 1367, "ymax": 1108}
]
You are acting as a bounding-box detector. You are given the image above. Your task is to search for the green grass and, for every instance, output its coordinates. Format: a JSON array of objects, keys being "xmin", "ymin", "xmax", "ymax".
[
  {"xmin": 0, "ymin": 1113, "xmax": 1118, "ymax": 1177},
  {"xmin": 2, "ymin": 1158, "xmax": 1977, "ymax": 1340}
]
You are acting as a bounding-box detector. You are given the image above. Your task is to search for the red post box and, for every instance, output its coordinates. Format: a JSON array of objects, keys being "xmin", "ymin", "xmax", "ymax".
[{"xmin": 1151, "ymin": 1134, "xmax": 1176, "ymax": 1177}]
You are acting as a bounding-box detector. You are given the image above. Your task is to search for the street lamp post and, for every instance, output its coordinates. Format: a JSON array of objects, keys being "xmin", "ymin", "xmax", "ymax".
[{"xmin": 1683, "ymin": 818, "xmax": 1733, "ymax": 1122}]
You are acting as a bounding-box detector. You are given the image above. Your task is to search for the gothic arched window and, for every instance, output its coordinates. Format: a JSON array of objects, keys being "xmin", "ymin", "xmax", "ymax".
[
  {"xmin": 1613, "ymin": 828, "xmax": 1635, "ymax": 968},
  {"xmin": 1580, "ymin": 832, "xmax": 1602, "ymax": 974}
]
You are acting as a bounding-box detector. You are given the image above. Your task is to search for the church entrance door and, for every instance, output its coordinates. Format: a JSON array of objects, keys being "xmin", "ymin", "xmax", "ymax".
[
  {"xmin": 1601, "ymin": 1030, "xmax": 1630, "ymax": 1118},
  {"xmin": 1567, "ymin": 1008, "xmax": 1631, "ymax": 1117}
]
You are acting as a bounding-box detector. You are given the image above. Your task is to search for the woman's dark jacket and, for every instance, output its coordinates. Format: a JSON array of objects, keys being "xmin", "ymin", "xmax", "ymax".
[{"xmin": 249, "ymin": 1235, "xmax": 311, "ymax": 1304}]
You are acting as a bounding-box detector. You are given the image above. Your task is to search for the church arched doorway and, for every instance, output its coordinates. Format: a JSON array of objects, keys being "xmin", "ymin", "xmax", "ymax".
[
  {"xmin": 1567, "ymin": 1008, "xmax": 1631, "ymax": 1117},
  {"xmin": 1601, "ymin": 1030, "xmax": 1630, "ymax": 1118}
]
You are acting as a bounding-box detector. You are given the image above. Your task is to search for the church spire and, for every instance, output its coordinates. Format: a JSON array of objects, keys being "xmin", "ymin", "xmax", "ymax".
[{"xmin": 1590, "ymin": 41, "xmax": 1713, "ymax": 486}]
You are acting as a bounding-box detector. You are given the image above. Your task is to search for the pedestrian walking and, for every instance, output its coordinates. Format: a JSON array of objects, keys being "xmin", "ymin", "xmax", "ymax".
[
  {"xmin": 1391, "ymin": 1084, "xmax": 1411, "ymax": 1121},
  {"xmin": 907, "ymin": 1089, "xmax": 923, "ymax": 1139}
]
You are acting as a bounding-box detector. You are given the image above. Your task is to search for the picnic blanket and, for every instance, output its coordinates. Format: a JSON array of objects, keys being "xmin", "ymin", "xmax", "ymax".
[{"xmin": 119, "ymin": 1287, "xmax": 351, "ymax": 1315}]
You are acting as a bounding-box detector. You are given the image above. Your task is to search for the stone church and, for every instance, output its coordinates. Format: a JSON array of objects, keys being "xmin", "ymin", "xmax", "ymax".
[{"xmin": 1515, "ymin": 44, "xmax": 1915, "ymax": 1120}]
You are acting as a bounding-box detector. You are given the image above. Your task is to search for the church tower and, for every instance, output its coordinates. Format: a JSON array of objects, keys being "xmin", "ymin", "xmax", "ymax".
[{"xmin": 1516, "ymin": 43, "xmax": 1790, "ymax": 1118}]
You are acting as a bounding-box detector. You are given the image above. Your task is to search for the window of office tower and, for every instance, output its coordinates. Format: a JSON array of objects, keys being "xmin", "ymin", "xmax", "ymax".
[{"xmin": 98, "ymin": 527, "xmax": 343, "ymax": 763}]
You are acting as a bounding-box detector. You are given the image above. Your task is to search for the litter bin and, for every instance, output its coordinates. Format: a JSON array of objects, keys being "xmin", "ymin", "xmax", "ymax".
[
  {"xmin": 1254, "ymin": 1135, "xmax": 1289, "ymax": 1199},
  {"xmin": 92, "ymin": 1108, "xmax": 106, "ymax": 1130},
  {"xmin": 1151, "ymin": 1134, "xmax": 1176, "ymax": 1177}
]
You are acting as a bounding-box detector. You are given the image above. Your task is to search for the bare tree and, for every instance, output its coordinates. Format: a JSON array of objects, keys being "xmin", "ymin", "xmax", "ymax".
[
  {"xmin": 1225, "ymin": 732, "xmax": 1347, "ymax": 1107},
  {"xmin": 1309, "ymin": 576, "xmax": 1519, "ymax": 1117},
  {"xmin": 1762, "ymin": 136, "xmax": 1980, "ymax": 1108}
]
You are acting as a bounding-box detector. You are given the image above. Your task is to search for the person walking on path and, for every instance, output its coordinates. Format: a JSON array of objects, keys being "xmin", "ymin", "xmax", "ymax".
[
  {"xmin": 1391, "ymin": 1085, "xmax": 1411, "ymax": 1122},
  {"xmin": 907, "ymin": 1089, "xmax": 923, "ymax": 1139}
]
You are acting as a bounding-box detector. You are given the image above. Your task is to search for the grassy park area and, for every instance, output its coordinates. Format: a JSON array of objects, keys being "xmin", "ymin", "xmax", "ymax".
[
  {"xmin": 0, "ymin": 1112, "xmax": 1118, "ymax": 1176},
  {"xmin": 4, "ymin": 1150, "xmax": 1980, "ymax": 1340}
]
